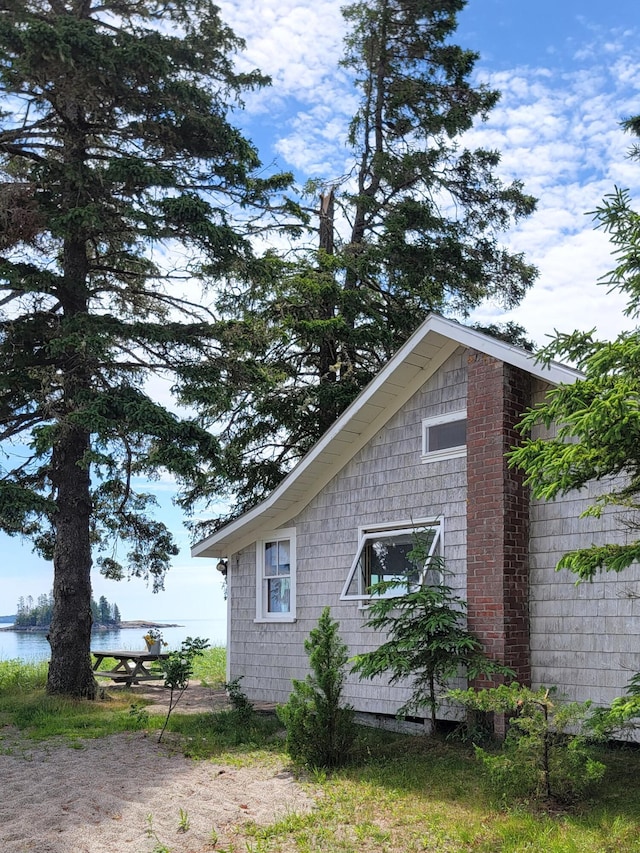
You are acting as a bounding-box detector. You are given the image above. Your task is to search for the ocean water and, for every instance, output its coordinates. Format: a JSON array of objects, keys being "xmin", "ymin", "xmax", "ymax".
[{"xmin": 0, "ymin": 618, "xmax": 226, "ymax": 662}]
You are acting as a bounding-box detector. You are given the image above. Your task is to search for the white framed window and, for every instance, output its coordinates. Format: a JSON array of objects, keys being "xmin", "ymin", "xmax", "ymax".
[
  {"xmin": 421, "ymin": 411, "xmax": 466, "ymax": 462},
  {"xmin": 255, "ymin": 528, "xmax": 296, "ymax": 622},
  {"xmin": 340, "ymin": 519, "xmax": 442, "ymax": 601}
]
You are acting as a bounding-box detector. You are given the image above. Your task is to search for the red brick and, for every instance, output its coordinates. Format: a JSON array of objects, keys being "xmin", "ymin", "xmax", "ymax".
[{"xmin": 466, "ymin": 353, "xmax": 531, "ymax": 688}]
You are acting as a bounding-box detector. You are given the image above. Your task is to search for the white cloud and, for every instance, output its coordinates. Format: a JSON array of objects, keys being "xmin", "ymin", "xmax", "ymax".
[
  {"xmin": 223, "ymin": 0, "xmax": 345, "ymax": 103},
  {"xmin": 460, "ymin": 33, "xmax": 640, "ymax": 344},
  {"xmin": 227, "ymin": 4, "xmax": 640, "ymax": 349}
]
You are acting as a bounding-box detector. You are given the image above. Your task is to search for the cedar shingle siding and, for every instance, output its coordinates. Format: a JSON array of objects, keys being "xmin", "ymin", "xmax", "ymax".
[{"xmin": 197, "ymin": 318, "xmax": 640, "ymax": 727}]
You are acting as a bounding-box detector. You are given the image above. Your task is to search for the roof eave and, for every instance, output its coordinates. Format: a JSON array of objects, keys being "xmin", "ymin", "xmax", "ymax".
[{"xmin": 191, "ymin": 314, "xmax": 583, "ymax": 559}]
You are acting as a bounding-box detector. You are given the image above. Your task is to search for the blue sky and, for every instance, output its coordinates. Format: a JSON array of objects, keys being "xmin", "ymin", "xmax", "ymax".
[{"xmin": 1, "ymin": 0, "xmax": 639, "ymax": 622}]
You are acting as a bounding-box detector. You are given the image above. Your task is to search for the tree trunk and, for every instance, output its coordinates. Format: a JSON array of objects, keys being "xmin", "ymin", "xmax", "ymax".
[
  {"xmin": 47, "ymin": 197, "xmax": 96, "ymax": 695},
  {"xmin": 46, "ymin": 421, "xmax": 97, "ymax": 698},
  {"xmin": 341, "ymin": 0, "xmax": 388, "ymax": 375},
  {"xmin": 317, "ymin": 189, "xmax": 339, "ymax": 434},
  {"xmin": 429, "ymin": 672, "xmax": 437, "ymax": 732}
]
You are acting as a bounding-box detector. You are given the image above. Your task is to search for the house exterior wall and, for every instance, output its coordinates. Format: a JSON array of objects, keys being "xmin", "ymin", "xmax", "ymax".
[
  {"xmin": 527, "ymin": 384, "xmax": 640, "ymax": 707},
  {"xmin": 225, "ymin": 349, "xmax": 640, "ymax": 721},
  {"xmin": 227, "ymin": 347, "xmax": 470, "ymax": 715}
]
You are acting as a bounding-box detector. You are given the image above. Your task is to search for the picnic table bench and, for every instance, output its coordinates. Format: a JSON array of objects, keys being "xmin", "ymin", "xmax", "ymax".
[{"xmin": 92, "ymin": 649, "xmax": 169, "ymax": 686}]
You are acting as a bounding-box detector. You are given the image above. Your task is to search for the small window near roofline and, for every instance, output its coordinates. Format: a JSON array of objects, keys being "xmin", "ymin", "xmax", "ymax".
[
  {"xmin": 421, "ymin": 411, "xmax": 466, "ymax": 462},
  {"xmin": 341, "ymin": 521, "xmax": 442, "ymax": 601}
]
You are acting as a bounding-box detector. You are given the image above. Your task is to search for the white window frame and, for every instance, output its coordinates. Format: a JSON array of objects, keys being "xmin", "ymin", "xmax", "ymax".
[
  {"xmin": 421, "ymin": 410, "xmax": 467, "ymax": 463},
  {"xmin": 255, "ymin": 528, "xmax": 297, "ymax": 623},
  {"xmin": 340, "ymin": 518, "xmax": 443, "ymax": 601}
]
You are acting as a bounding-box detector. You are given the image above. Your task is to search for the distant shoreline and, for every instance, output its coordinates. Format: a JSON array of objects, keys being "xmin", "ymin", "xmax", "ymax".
[{"xmin": 0, "ymin": 620, "xmax": 182, "ymax": 633}]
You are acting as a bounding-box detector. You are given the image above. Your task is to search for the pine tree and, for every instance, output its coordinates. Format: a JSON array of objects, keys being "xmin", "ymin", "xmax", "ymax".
[
  {"xmin": 351, "ymin": 536, "xmax": 512, "ymax": 730},
  {"xmin": 0, "ymin": 0, "xmax": 292, "ymax": 696},
  {"xmin": 205, "ymin": 0, "xmax": 537, "ymax": 518},
  {"xmin": 277, "ymin": 607, "xmax": 355, "ymax": 768},
  {"xmin": 509, "ymin": 117, "xmax": 640, "ymax": 581},
  {"xmin": 98, "ymin": 596, "xmax": 110, "ymax": 625}
]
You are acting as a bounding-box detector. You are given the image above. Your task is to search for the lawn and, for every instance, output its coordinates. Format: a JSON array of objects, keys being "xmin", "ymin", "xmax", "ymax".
[{"xmin": 1, "ymin": 656, "xmax": 640, "ymax": 852}]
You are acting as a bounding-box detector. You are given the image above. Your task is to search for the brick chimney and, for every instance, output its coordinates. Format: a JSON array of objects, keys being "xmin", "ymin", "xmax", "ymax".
[{"xmin": 466, "ymin": 351, "xmax": 531, "ymax": 688}]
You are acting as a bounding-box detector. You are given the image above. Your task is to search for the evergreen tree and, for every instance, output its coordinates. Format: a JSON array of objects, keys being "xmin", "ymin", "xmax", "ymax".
[
  {"xmin": 0, "ymin": 0, "xmax": 292, "ymax": 696},
  {"xmin": 277, "ymin": 607, "xmax": 355, "ymax": 769},
  {"xmin": 351, "ymin": 538, "xmax": 512, "ymax": 730},
  {"xmin": 205, "ymin": 0, "xmax": 537, "ymax": 518},
  {"xmin": 98, "ymin": 595, "xmax": 110, "ymax": 625},
  {"xmin": 15, "ymin": 590, "xmax": 120, "ymax": 629},
  {"xmin": 509, "ymin": 117, "xmax": 640, "ymax": 581}
]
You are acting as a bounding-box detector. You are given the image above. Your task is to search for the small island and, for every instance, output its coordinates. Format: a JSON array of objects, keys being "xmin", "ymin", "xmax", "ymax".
[
  {"xmin": 97, "ymin": 620, "xmax": 183, "ymax": 630},
  {"xmin": 1, "ymin": 592, "xmax": 181, "ymax": 632},
  {"xmin": 0, "ymin": 618, "xmax": 182, "ymax": 633}
]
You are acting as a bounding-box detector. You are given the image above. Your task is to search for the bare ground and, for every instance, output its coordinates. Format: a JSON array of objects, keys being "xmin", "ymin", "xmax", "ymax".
[{"xmin": 0, "ymin": 683, "xmax": 314, "ymax": 853}]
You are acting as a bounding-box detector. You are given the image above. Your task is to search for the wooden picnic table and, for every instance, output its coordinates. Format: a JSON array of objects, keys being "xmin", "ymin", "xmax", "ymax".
[{"xmin": 91, "ymin": 649, "xmax": 169, "ymax": 686}]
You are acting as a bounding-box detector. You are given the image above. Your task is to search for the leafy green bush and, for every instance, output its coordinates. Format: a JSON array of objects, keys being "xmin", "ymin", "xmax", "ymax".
[
  {"xmin": 277, "ymin": 607, "xmax": 355, "ymax": 769},
  {"xmin": 450, "ymin": 683, "xmax": 606, "ymax": 803},
  {"xmin": 157, "ymin": 636, "xmax": 209, "ymax": 742}
]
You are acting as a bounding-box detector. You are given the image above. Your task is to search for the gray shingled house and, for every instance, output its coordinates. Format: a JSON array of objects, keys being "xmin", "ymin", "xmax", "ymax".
[{"xmin": 192, "ymin": 314, "xmax": 640, "ymax": 725}]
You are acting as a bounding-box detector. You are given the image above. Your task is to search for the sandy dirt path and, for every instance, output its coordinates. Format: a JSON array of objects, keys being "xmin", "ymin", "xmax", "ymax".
[{"xmin": 0, "ymin": 684, "xmax": 313, "ymax": 853}]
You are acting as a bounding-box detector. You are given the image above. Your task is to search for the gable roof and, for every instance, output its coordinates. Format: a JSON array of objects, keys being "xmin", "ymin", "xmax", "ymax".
[{"xmin": 192, "ymin": 314, "xmax": 582, "ymax": 559}]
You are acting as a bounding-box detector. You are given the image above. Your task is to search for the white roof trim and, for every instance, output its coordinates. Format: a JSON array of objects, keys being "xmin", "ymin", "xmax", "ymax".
[{"xmin": 192, "ymin": 314, "xmax": 582, "ymax": 558}]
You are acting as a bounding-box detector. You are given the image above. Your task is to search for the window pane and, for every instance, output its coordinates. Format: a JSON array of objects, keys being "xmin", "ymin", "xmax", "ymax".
[
  {"xmin": 369, "ymin": 535, "xmax": 412, "ymax": 581},
  {"xmin": 367, "ymin": 533, "xmax": 418, "ymax": 591},
  {"xmin": 341, "ymin": 525, "xmax": 441, "ymax": 599},
  {"xmin": 277, "ymin": 541, "xmax": 290, "ymax": 575},
  {"xmin": 427, "ymin": 418, "xmax": 466, "ymax": 452},
  {"xmin": 267, "ymin": 577, "xmax": 290, "ymax": 613},
  {"xmin": 264, "ymin": 542, "xmax": 277, "ymax": 577},
  {"xmin": 264, "ymin": 540, "xmax": 290, "ymax": 577}
]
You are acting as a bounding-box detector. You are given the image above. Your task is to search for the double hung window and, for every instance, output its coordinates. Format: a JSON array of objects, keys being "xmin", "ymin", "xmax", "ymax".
[
  {"xmin": 256, "ymin": 529, "xmax": 296, "ymax": 621},
  {"xmin": 341, "ymin": 521, "xmax": 442, "ymax": 600}
]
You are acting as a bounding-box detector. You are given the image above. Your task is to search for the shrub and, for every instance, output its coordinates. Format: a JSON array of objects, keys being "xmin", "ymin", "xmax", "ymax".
[
  {"xmin": 157, "ymin": 636, "xmax": 209, "ymax": 742},
  {"xmin": 450, "ymin": 683, "xmax": 606, "ymax": 803},
  {"xmin": 277, "ymin": 607, "xmax": 355, "ymax": 769},
  {"xmin": 351, "ymin": 538, "xmax": 513, "ymax": 730},
  {"xmin": 224, "ymin": 676, "xmax": 254, "ymax": 723}
]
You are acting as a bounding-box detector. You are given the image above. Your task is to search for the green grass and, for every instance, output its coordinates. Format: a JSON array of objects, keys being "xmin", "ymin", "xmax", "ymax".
[
  {"xmin": 91, "ymin": 644, "xmax": 227, "ymax": 684},
  {"xmin": 191, "ymin": 644, "xmax": 226, "ymax": 685},
  {"xmin": 2, "ymin": 657, "xmax": 640, "ymax": 852},
  {"xmin": 240, "ymin": 735, "xmax": 640, "ymax": 853},
  {"xmin": 0, "ymin": 658, "xmax": 48, "ymax": 693}
]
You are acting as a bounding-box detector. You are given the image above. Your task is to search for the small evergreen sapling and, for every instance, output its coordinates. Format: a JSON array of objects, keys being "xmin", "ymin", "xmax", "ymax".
[
  {"xmin": 351, "ymin": 535, "xmax": 512, "ymax": 731},
  {"xmin": 450, "ymin": 683, "xmax": 606, "ymax": 803},
  {"xmin": 277, "ymin": 607, "xmax": 355, "ymax": 769}
]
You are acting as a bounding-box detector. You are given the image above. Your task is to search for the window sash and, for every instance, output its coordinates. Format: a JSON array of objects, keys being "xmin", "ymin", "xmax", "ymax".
[
  {"xmin": 341, "ymin": 524, "xmax": 441, "ymax": 600},
  {"xmin": 426, "ymin": 418, "xmax": 466, "ymax": 452},
  {"xmin": 264, "ymin": 540, "xmax": 290, "ymax": 577},
  {"xmin": 421, "ymin": 412, "xmax": 467, "ymax": 460},
  {"xmin": 266, "ymin": 576, "xmax": 290, "ymax": 613}
]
